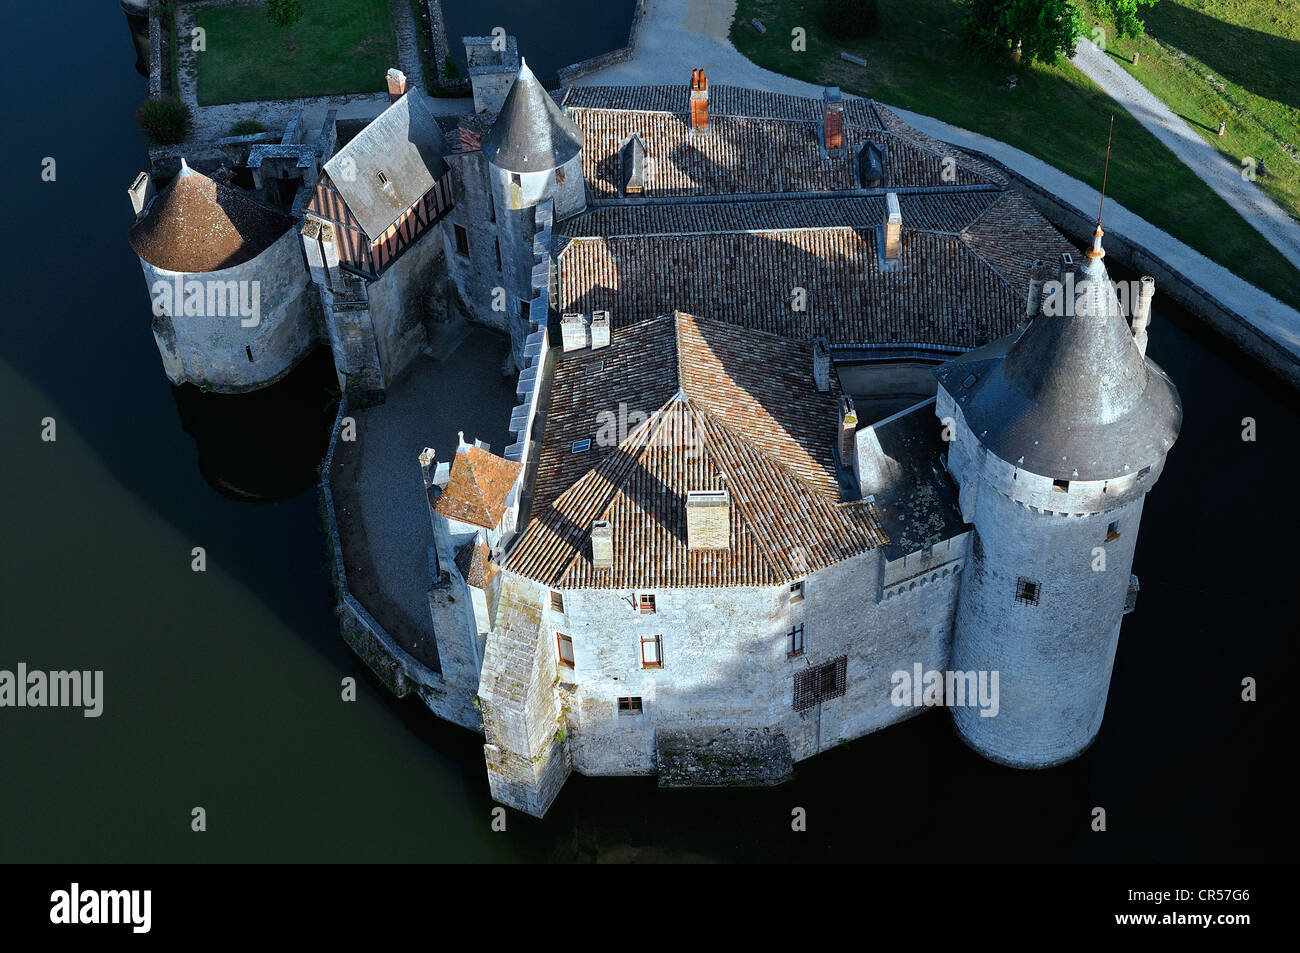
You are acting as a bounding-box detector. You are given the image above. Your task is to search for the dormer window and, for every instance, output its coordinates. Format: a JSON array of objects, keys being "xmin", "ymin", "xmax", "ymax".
[
  {"xmin": 858, "ymin": 141, "xmax": 887, "ymax": 188},
  {"xmin": 621, "ymin": 135, "xmax": 647, "ymax": 196},
  {"xmin": 376, "ymin": 170, "xmax": 389, "ymax": 186},
  {"xmin": 1052, "ymin": 479, "xmax": 1069, "ymax": 493}
]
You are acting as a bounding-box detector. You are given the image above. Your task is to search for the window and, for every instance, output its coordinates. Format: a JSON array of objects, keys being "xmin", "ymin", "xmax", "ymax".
[
  {"xmin": 488, "ymin": 193, "xmax": 495, "ymax": 223},
  {"xmin": 787, "ymin": 624, "xmax": 805, "ymax": 658},
  {"xmin": 519, "ymin": 299, "xmax": 530, "ymax": 320},
  {"xmin": 1015, "ymin": 577, "xmax": 1041, "ymax": 606},
  {"xmin": 510, "ymin": 171, "xmax": 521, "ymax": 187},
  {"xmin": 1051, "ymin": 479, "xmax": 1069, "ymax": 493},
  {"xmin": 494, "ymin": 238, "xmax": 501, "ymax": 271},
  {"xmin": 550, "ymin": 591, "xmax": 564, "ymax": 613},
  {"xmin": 555, "ymin": 167, "xmax": 565, "ymax": 185},
  {"xmin": 638, "ymin": 593, "xmax": 656, "ymax": 614},
  {"xmin": 376, "ymin": 170, "xmax": 388, "ymax": 186},
  {"xmin": 790, "ymin": 580, "xmax": 804, "ymax": 603},
  {"xmin": 793, "ymin": 656, "xmax": 847, "ymax": 711},
  {"xmin": 961, "ymin": 373, "xmax": 977, "ymax": 389},
  {"xmin": 453, "ymin": 224, "xmax": 469, "ymax": 257},
  {"xmin": 571, "ymin": 438, "xmax": 591, "ymax": 453},
  {"xmin": 245, "ymin": 345, "xmax": 254, "ymax": 363},
  {"xmin": 556, "ymin": 632, "xmax": 574, "ymax": 668},
  {"xmin": 1106, "ymin": 521, "xmax": 1121, "ymax": 542},
  {"xmin": 617, "ymin": 696, "xmax": 643, "ymax": 714},
  {"xmin": 1138, "ymin": 466, "xmax": 1151, "ymax": 481},
  {"xmin": 640, "ymin": 635, "xmax": 662, "ymax": 668}
]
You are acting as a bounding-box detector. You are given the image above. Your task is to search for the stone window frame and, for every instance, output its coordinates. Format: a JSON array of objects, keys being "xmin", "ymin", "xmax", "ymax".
[
  {"xmin": 617, "ymin": 696, "xmax": 643, "ymax": 715},
  {"xmin": 640, "ymin": 634, "xmax": 663, "ymax": 669},
  {"xmin": 556, "ymin": 632, "xmax": 574, "ymax": 668},
  {"xmin": 550, "ymin": 590, "xmax": 565, "ymax": 613}
]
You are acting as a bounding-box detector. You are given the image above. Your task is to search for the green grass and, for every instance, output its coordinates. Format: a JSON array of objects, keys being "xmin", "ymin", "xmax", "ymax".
[
  {"xmin": 732, "ymin": 0, "xmax": 1300, "ymax": 311},
  {"xmin": 195, "ymin": 0, "xmax": 396, "ymax": 105},
  {"xmin": 1081, "ymin": 0, "xmax": 1300, "ymax": 226}
]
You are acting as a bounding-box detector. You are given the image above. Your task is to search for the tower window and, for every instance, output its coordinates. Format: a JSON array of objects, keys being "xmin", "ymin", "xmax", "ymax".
[
  {"xmin": 790, "ymin": 580, "xmax": 804, "ymax": 603},
  {"xmin": 453, "ymin": 224, "xmax": 469, "ymax": 257},
  {"xmin": 555, "ymin": 167, "xmax": 566, "ymax": 185},
  {"xmin": 376, "ymin": 170, "xmax": 388, "ymax": 185},
  {"xmin": 617, "ymin": 696, "xmax": 643, "ymax": 714},
  {"xmin": 1015, "ymin": 577, "xmax": 1041, "ymax": 606},
  {"xmin": 550, "ymin": 591, "xmax": 564, "ymax": 613},
  {"xmin": 510, "ymin": 172, "xmax": 521, "ymax": 187},
  {"xmin": 793, "ymin": 656, "xmax": 847, "ymax": 711},
  {"xmin": 1051, "ymin": 479, "xmax": 1069, "ymax": 493},
  {"xmin": 556, "ymin": 632, "xmax": 574, "ymax": 668},
  {"xmin": 640, "ymin": 635, "xmax": 662, "ymax": 668},
  {"xmin": 787, "ymin": 624, "xmax": 805, "ymax": 658},
  {"xmin": 638, "ymin": 593, "xmax": 656, "ymax": 614},
  {"xmin": 1106, "ymin": 521, "xmax": 1121, "ymax": 542},
  {"xmin": 494, "ymin": 238, "xmax": 501, "ymax": 271},
  {"xmin": 245, "ymin": 345, "xmax": 254, "ymax": 362}
]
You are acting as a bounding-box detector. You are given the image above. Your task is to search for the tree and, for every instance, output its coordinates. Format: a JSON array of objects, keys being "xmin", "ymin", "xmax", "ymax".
[
  {"xmin": 959, "ymin": 0, "xmax": 1085, "ymax": 66},
  {"xmin": 1094, "ymin": 0, "xmax": 1157, "ymax": 39},
  {"xmin": 136, "ymin": 97, "xmax": 193, "ymax": 145},
  {"xmin": 264, "ymin": 0, "xmax": 303, "ymax": 30}
]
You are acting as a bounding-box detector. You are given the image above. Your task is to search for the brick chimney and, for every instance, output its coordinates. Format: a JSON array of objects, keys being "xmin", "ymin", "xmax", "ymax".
[
  {"xmin": 822, "ymin": 87, "xmax": 844, "ymax": 156},
  {"xmin": 884, "ymin": 192, "xmax": 902, "ymax": 261},
  {"xmin": 591, "ymin": 520, "xmax": 613, "ymax": 569},
  {"xmin": 686, "ymin": 490, "xmax": 729, "ymax": 550},
  {"xmin": 386, "ymin": 68, "xmax": 407, "ymax": 102},
  {"xmin": 128, "ymin": 171, "xmax": 155, "ymax": 219},
  {"xmin": 812, "ymin": 337, "xmax": 831, "ymax": 392},
  {"xmin": 1132, "ymin": 275, "xmax": 1155, "ymax": 357},
  {"xmin": 839, "ymin": 396, "xmax": 858, "ymax": 468},
  {"xmin": 590, "ymin": 310, "xmax": 611, "ymax": 349},
  {"xmin": 689, "ymin": 68, "xmax": 709, "ymax": 131}
]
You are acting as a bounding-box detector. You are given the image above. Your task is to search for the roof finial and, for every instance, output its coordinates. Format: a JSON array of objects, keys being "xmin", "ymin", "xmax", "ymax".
[
  {"xmin": 1088, "ymin": 116, "xmax": 1115, "ymax": 264},
  {"xmin": 178, "ymin": 156, "xmax": 193, "ymax": 177}
]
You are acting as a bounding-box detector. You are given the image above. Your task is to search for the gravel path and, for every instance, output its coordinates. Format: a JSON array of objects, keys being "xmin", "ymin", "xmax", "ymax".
[{"xmin": 1071, "ymin": 38, "xmax": 1300, "ymax": 273}]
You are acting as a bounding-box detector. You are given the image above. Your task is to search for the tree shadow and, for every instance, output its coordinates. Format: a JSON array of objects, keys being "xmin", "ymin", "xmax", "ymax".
[{"xmin": 1144, "ymin": 0, "xmax": 1300, "ymax": 111}]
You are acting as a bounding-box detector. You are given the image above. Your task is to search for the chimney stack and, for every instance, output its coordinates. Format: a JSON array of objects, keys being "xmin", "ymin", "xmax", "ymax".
[
  {"xmin": 884, "ymin": 192, "xmax": 902, "ymax": 261},
  {"xmin": 689, "ymin": 69, "xmax": 709, "ymax": 131},
  {"xmin": 822, "ymin": 87, "xmax": 843, "ymax": 156},
  {"xmin": 590, "ymin": 310, "xmax": 611, "ymax": 349},
  {"xmin": 1026, "ymin": 259, "xmax": 1047, "ymax": 318},
  {"xmin": 839, "ymin": 396, "xmax": 858, "ymax": 468},
  {"xmin": 560, "ymin": 312, "xmax": 590, "ymax": 352},
  {"xmin": 812, "ymin": 337, "xmax": 831, "ymax": 392},
  {"xmin": 1132, "ymin": 275, "xmax": 1155, "ymax": 358},
  {"xmin": 1058, "ymin": 252, "xmax": 1075, "ymax": 284},
  {"xmin": 128, "ymin": 171, "xmax": 156, "ymax": 218},
  {"xmin": 686, "ymin": 490, "xmax": 730, "ymax": 550},
  {"xmin": 386, "ymin": 68, "xmax": 407, "ymax": 102},
  {"xmin": 591, "ymin": 520, "xmax": 613, "ymax": 569},
  {"xmin": 418, "ymin": 448, "xmax": 437, "ymax": 489}
]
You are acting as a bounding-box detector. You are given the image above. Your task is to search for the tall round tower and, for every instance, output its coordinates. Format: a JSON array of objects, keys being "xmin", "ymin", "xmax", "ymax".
[
  {"xmin": 481, "ymin": 58, "xmax": 586, "ymax": 328},
  {"xmin": 935, "ymin": 228, "xmax": 1181, "ymax": 767}
]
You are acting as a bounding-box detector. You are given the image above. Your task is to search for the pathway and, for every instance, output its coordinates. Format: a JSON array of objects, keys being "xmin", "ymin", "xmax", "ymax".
[{"xmin": 1071, "ymin": 38, "xmax": 1300, "ymax": 273}]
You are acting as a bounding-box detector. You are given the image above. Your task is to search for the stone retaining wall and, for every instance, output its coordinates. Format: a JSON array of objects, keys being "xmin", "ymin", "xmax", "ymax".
[{"xmin": 556, "ymin": 0, "xmax": 648, "ymax": 85}]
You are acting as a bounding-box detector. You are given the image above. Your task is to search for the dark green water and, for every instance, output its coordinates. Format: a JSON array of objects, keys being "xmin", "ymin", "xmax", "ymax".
[{"xmin": 0, "ymin": 0, "xmax": 1296, "ymax": 863}]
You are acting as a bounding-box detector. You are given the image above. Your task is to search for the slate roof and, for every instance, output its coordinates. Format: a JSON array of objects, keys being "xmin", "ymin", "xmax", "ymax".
[
  {"xmin": 503, "ymin": 312, "xmax": 886, "ymax": 589},
  {"xmin": 322, "ymin": 93, "xmax": 447, "ymax": 239},
  {"xmin": 936, "ymin": 237, "xmax": 1181, "ymax": 481},
  {"xmin": 434, "ymin": 444, "xmax": 523, "ymax": 528},
  {"xmin": 128, "ymin": 161, "xmax": 292, "ymax": 273},
  {"xmin": 482, "ymin": 59, "xmax": 583, "ymax": 173},
  {"xmin": 455, "ymin": 537, "xmax": 496, "ymax": 590}
]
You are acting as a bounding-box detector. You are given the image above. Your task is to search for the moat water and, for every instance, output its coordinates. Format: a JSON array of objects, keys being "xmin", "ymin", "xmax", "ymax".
[{"xmin": 0, "ymin": 0, "xmax": 1295, "ymax": 862}]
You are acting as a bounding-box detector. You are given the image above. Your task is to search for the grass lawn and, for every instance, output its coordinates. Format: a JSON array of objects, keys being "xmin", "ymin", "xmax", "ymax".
[
  {"xmin": 732, "ymin": 0, "xmax": 1300, "ymax": 312},
  {"xmin": 195, "ymin": 0, "xmax": 396, "ymax": 105},
  {"xmin": 1083, "ymin": 0, "xmax": 1300, "ymax": 228}
]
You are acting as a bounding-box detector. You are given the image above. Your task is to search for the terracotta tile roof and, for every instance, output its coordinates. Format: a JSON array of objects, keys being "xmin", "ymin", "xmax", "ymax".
[
  {"xmin": 961, "ymin": 191, "xmax": 1079, "ymax": 297},
  {"xmin": 558, "ymin": 226, "xmax": 1031, "ymax": 349},
  {"xmin": 503, "ymin": 313, "xmax": 886, "ymax": 589},
  {"xmin": 434, "ymin": 445, "xmax": 523, "ymax": 529},
  {"xmin": 128, "ymin": 164, "xmax": 293, "ymax": 273},
  {"xmin": 560, "ymin": 84, "xmax": 886, "ymax": 126}
]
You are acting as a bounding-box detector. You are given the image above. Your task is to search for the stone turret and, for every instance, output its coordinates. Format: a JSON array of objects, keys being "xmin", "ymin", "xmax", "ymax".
[{"xmin": 935, "ymin": 223, "xmax": 1181, "ymax": 768}]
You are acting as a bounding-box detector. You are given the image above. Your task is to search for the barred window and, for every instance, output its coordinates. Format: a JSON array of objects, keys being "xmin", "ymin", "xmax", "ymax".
[
  {"xmin": 793, "ymin": 656, "xmax": 847, "ymax": 711},
  {"xmin": 1015, "ymin": 577, "xmax": 1041, "ymax": 606}
]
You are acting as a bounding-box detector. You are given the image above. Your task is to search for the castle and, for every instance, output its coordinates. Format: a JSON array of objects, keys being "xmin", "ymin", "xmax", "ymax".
[{"xmin": 127, "ymin": 41, "xmax": 1181, "ymax": 817}]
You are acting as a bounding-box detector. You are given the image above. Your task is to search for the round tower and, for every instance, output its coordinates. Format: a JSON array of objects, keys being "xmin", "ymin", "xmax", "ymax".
[
  {"xmin": 481, "ymin": 58, "xmax": 585, "ymax": 328},
  {"xmin": 935, "ymin": 228, "xmax": 1181, "ymax": 767}
]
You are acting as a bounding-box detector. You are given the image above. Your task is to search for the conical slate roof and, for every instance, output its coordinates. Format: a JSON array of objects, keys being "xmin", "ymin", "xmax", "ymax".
[
  {"xmin": 128, "ymin": 159, "xmax": 293, "ymax": 273},
  {"xmin": 482, "ymin": 59, "xmax": 583, "ymax": 174},
  {"xmin": 936, "ymin": 232, "xmax": 1180, "ymax": 482}
]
